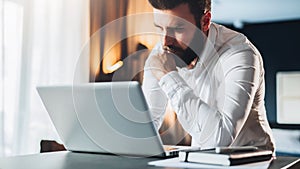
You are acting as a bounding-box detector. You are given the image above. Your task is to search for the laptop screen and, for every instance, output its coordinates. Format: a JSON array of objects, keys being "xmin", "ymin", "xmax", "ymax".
[{"xmin": 37, "ymin": 82, "xmax": 168, "ymax": 157}]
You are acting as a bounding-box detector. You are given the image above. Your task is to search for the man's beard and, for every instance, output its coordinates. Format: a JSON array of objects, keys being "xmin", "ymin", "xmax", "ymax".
[
  {"xmin": 162, "ymin": 26, "xmax": 205, "ymax": 68},
  {"xmin": 163, "ymin": 45, "xmax": 199, "ymax": 68}
]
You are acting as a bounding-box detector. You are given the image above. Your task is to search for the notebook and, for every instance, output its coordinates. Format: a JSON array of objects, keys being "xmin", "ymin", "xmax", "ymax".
[{"xmin": 37, "ymin": 81, "xmax": 188, "ymax": 157}]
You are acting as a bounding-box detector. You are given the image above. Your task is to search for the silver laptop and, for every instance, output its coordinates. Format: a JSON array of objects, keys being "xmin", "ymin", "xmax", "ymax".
[{"xmin": 37, "ymin": 81, "xmax": 187, "ymax": 157}]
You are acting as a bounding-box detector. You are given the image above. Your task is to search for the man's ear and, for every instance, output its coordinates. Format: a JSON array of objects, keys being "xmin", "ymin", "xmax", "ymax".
[{"xmin": 201, "ymin": 11, "xmax": 211, "ymax": 32}]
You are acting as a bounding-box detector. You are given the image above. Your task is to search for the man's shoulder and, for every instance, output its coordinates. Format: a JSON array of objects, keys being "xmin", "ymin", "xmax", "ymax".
[
  {"xmin": 211, "ymin": 22, "xmax": 258, "ymax": 56},
  {"xmin": 211, "ymin": 22, "xmax": 248, "ymax": 46},
  {"xmin": 211, "ymin": 22, "xmax": 243, "ymax": 37}
]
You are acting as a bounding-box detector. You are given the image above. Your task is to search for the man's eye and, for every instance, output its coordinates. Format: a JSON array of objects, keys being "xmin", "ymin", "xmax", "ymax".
[{"xmin": 174, "ymin": 28, "xmax": 184, "ymax": 32}]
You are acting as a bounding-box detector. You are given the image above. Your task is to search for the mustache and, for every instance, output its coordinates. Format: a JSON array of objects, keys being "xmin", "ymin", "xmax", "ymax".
[{"xmin": 163, "ymin": 45, "xmax": 184, "ymax": 54}]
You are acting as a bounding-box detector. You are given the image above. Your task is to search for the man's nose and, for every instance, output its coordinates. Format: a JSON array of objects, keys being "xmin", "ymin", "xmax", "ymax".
[{"xmin": 162, "ymin": 31, "xmax": 175, "ymax": 47}]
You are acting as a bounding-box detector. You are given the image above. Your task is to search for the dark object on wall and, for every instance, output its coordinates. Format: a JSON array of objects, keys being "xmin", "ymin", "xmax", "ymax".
[{"xmin": 224, "ymin": 19, "xmax": 300, "ymax": 129}]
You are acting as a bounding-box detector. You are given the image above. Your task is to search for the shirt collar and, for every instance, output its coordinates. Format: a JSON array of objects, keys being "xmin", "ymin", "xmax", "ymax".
[{"xmin": 196, "ymin": 22, "xmax": 219, "ymax": 68}]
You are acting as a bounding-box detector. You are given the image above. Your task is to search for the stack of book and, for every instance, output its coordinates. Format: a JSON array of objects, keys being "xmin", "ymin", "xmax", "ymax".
[{"xmin": 179, "ymin": 146, "xmax": 273, "ymax": 166}]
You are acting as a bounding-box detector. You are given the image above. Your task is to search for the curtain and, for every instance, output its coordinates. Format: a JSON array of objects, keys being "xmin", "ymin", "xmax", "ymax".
[
  {"xmin": 0, "ymin": 0, "xmax": 90, "ymax": 156},
  {"xmin": 89, "ymin": 0, "xmax": 129, "ymax": 81},
  {"xmin": 0, "ymin": 0, "xmax": 4, "ymax": 157}
]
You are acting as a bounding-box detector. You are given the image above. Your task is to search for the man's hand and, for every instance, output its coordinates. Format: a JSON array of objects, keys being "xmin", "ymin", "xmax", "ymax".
[{"xmin": 145, "ymin": 52, "xmax": 177, "ymax": 80}]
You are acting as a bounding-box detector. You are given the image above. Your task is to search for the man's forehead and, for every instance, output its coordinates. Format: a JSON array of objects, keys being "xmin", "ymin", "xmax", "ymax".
[{"xmin": 153, "ymin": 12, "xmax": 186, "ymax": 27}]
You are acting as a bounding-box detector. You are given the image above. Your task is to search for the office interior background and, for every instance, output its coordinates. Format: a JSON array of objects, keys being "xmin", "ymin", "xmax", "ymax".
[{"xmin": 0, "ymin": 0, "xmax": 300, "ymax": 157}]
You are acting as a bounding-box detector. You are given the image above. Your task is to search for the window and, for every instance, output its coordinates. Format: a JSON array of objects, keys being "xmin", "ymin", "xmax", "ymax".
[{"xmin": 0, "ymin": 0, "xmax": 23, "ymax": 156}]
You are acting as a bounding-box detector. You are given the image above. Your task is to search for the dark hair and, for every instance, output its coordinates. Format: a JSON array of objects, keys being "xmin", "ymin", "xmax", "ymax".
[{"xmin": 148, "ymin": 0, "xmax": 211, "ymax": 21}]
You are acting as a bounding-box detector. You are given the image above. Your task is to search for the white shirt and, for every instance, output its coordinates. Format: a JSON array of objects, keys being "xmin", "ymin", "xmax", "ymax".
[{"xmin": 142, "ymin": 23, "xmax": 275, "ymax": 151}]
